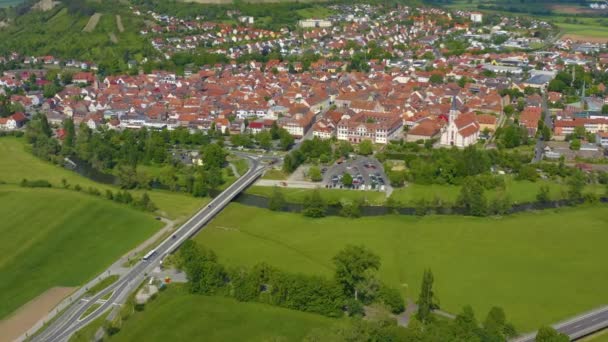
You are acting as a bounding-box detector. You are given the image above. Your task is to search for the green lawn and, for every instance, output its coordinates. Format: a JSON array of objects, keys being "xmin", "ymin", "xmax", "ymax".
[
  {"xmin": 586, "ymin": 331, "xmax": 608, "ymax": 342},
  {"xmin": 0, "ymin": 186, "xmax": 163, "ymax": 319},
  {"xmin": 261, "ymin": 168, "xmax": 288, "ymax": 180},
  {"xmin": 86, "ymin": 275, "xmax": 119, "ymax": 296},
  {"xmin": 246, "ymin": 185, "xmax": 387, "ymax": 205},
  {"xmin": 195, "ymin": 203, "xmax": 608, "ymax": 332},
  {"xmin": 0, "ymin": 137, "xmax": 206, "ymax": 220},
  {"xmin": 110, "ymin": 286, "xmax": 337, "ymax": 342},
  {"xmin": 389, "ymin": 178, "xmax": 601, "ymax": 206}
]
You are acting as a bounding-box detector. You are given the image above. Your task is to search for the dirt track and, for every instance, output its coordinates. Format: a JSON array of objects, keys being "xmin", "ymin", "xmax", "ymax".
[
  {"xmin": 83, "ymin": 13, "xmax": 102, "ymax": 33},
  {"xmin": 0, "ymin": 287, "xmax": 76, "ymax": 342}
]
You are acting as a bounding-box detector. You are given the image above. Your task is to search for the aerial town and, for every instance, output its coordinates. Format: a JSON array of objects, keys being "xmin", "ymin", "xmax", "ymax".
[{"xmin": 1, "ymin": 1, "xmax": 608, "ymax": 342}]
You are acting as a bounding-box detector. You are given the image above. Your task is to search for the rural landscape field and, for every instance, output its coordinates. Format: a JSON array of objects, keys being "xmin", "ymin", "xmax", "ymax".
[
  {"xmin": 196, "ymin": 204, "xmax": 608, "ymax": 332},
  {"xmin": 1, "ymin": 0, "xmax": 608, "ymax": 340}
]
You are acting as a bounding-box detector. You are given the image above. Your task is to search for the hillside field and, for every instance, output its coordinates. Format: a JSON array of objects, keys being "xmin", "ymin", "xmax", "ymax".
[
  {"xmin": 443, "ymin": 0, "xmax": 608, "ymax": 40},
  {"xmin": 195, "ymin": 203, "xmax": 608, "ymax": 332},
  {"xmin": 0, "ymin": 186, "xmax": 164, "ymax": 319},
  {"xmin": 0, "ymin": 137, "xmax": 207, "ymax": 220},
  {"xmin": 110, "ymin": 286, "xmax": 337, "ymax": 342}
]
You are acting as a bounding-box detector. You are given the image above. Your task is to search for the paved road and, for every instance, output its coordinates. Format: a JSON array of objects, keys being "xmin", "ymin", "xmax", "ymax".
[
  {"xmin": 32, "ymin": 156, "xmax": 267, "ymax": 342},
  {"xmin": 533, "ymin": 93, "xmax": 553, "ymax": 163},
  {"xmin": 513, "ymin": 306, "xmax": 608, "ymax": 342}
]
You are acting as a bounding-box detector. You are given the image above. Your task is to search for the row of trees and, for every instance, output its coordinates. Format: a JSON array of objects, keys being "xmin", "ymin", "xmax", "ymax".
[
  {"xmin": 178, "ymin": 242, "xmax": 405, "ymax": 317},
  {"xmin": 26, "ymin": 115, "xmax": 229, "ymax": 197}
]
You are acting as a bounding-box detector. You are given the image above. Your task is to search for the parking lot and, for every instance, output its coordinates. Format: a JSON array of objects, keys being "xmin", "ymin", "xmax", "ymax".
[{"xmin": 322, "ymin": 156, "xmax": 389, "ymax": 191}]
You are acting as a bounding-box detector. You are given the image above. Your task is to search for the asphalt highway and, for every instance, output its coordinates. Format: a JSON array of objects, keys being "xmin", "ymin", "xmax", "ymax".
[
  {"xmin": 512, "ymin": 306, "xmax": 608, "ymax": 342},
  {"xmin": 33, "ymin": 156, "xmax": 266, "ymax": 342}
]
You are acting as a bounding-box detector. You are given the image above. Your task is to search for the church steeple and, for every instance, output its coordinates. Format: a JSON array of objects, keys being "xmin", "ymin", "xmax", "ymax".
[{"xmin": 449, "ymin": 96, "xmax": 458, "ymax": 122}]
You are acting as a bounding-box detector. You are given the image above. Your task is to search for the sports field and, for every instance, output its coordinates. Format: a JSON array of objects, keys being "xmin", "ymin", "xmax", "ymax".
[
  {"xmin": 0, "ymin": 137, "xmax": 206, "ymax": 220},
  {"xmin": 0, "ymin": 186, "xmax": 163, "ymax": 319},
  {"xmin": 111, "ymin": 286, "xmax": 337, "ymax": 342},
  {"xmin": 196, "ymin": 203, "xmax": 608, "ymax": 332}
]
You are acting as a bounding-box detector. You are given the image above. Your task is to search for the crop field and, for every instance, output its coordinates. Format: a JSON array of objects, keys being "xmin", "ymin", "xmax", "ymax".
[
  {"xmin": 111, "ymin": 286, "xmax": 337, "ymax": 342},
  {"xmin": 0, "ymin": 186, "xmax": 163, "ymax": 319},
  {"xmin": 0, "ymin": 137, "xmax": 207, "ymax": 220},
  {"xmin": 196, "ymin": 203, "xmax": 608, "ymax": 332}
]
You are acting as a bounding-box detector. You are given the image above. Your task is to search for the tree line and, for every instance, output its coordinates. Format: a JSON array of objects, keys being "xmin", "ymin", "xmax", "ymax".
[{"xmin": 178, "ymin": 241, "xmax": 405, "ymax": 317}]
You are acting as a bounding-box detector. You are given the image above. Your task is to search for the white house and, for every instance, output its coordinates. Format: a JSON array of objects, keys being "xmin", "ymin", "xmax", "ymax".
[
  {"xmin": 0, "ymin": 112, "xmax": 27, "ymax": 130},
  {"xmin": 470, "ymin": 12, "xmax": 483, "ymax": 23}
]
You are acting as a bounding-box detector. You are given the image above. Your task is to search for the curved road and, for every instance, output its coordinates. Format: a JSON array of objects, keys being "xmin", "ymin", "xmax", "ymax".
[{"xmin": 33, "ymin": 155, "xmax": 267, "ymax": 342}]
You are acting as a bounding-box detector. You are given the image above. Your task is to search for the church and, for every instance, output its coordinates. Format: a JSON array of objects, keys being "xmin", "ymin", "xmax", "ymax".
[{"xmin": 440, "ymin": 98, "xmax": 480, "ymax": 148}]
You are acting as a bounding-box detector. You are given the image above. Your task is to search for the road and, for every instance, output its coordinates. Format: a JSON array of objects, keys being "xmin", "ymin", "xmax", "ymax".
[
  {"xmin": 31, "ymin": 155, "xmax": 267, "ymax": 342},
  {"xmin": 533, "ymin": 92, "xmax": 553, "ymax": 163},
  {"xmin": 512, "ymin": 306, "xmax": 608, "ymax": 342}
]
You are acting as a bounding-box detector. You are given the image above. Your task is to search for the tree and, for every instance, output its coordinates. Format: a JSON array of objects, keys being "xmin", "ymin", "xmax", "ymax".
[
  {"xmin": 503, "ymin": 105, "xmax": 514, "ymax": 117},
  {"xmin": 429, "ymin": 74, "xmax": 444, "ymax": 85},
  {"xmin": 567, "ymin": 170, "xmax": 586, "ymax": 203},
  {"xmin": 278, "ymin": 129, "xmax": 294, "ymax": 150},
  {"xmin": 339, "ymin": 199, "xmax": 362, "ymax": 218},
  {"xmin": 337, "ymin": 141, "xmax": 354, "ymax": 158},
  {"xmin": 308, "ymin": 166, "xmax": 323, "ymax": 182},
  {"xmin": 256, "ymin": 131, "xmax": 272, "ymax": 150},
  {"xmin": 453, "ymin": 305, "xmax": 481, "ymax": 341},
  {"xmin": 62, "ymin": 118, "xmax": 75, "ymax": 155},
  {"xmin": 38, "ymin": 113, "xmax": 52, "ymax": 138},
  {"xmin": 358, "ymin": 140, "xmax": 373, "ymax": 156},
  {"xmin": 547, "ymin": 79, "xmax": 567, "ymax": 93},
  {"xmin": 483, "ymin": 306, "xmax": 517, "ymax": 339},
  {"xmin": 569, "ymin": 138, "xmax": 581, "ymax": 151},
  {"xmin": 602, "ymin": 104, "xmax": 608, "ymax": 114},
  {"xmin": 342, "ymin": 173, "xmax": 353, "ymax": 187},
  {"xmin": 536, "ymin": 185, "xmax": 550, "ymax": 203},
  {"xmin": 268, "ymin": 186, "xmax": 286, "ymax": 211},
  {"xmin": 136, "ymin": 192, "xmax": 157, "ymax": 212},
  {"xmin": 200, "ymin": 143, "xmax": 226, "ymax": 170},
  {"xmin": 302, "ymin": 189, "xmax": 327, "ymax": 218},
  {"xmin": 535, "ymin": 326, "xmax": 569, "ymax": 342},
  {"xmin": 457, "ymin": 177, "xmax": 487, "ymax": 216},
  {"xmin": 416, "ymin": 269, "xmax": 439, "ymax": 323},
  {"xmin": 333, "ymin": 245, "xmax": 380, "ymax": 301}
]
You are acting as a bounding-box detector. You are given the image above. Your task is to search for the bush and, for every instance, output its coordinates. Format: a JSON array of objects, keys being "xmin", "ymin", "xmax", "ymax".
[
  {"xmin": 339, "ymin": 200, "xmax": 362, "ymax": 218},
  {"xmin": 20, "ymin": 179, "xmax": 52, "ymax": 188},
  {"xmin": 377, "ymin": 286, "xmax": 405, "ymax": 314},
  {"xmin": 346, "ymin": 298, "xmax": 365, "ymax": 317},
  {"xmin": 302, "ymin": 189, "xmax": 327, "ymax": 218}
]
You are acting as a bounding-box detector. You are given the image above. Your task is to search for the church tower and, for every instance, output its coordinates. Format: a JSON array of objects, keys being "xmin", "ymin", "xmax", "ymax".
[{"xmin": 449, "ymin": 96, "xmax": 459, "ymax": 123}]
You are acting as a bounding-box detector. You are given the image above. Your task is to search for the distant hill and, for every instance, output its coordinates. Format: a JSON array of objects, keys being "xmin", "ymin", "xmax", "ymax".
[{"xmin": 0, "ymin": 0, "xmax": 152, "ymax": 73}]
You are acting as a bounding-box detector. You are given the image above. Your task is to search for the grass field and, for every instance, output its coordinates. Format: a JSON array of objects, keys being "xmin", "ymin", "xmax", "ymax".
[
  {"xmin": 389, "ymin": 178, "xmax": 602, "ymax": 205},
  {"xmin": 0, "ymin": 137, "xmax": 207, "ymax": 220},
  {"xmin": 196, "ymin": 203, "xmax": 608, "ymax": 332},
  {"xmin": 111, "ymin": 286, "xmax": 337, "ymax": 342},
  {"xmin": 587, "ymin": 330, "xmax": 608, "ymax": 342},
  {"xmin": 0, "ymin": 186, "xmax": 164, "ymax": 319},
  {"xmin": 246, "ymin": 185, "xmax": 387, "ymax": 205}
]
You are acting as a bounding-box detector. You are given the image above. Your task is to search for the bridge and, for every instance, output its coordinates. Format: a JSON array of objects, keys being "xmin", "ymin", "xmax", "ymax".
[
  {"xmin": 30, "ymin": 155, "xmax": 267, "ymax": 342},
  {"xmin": 513, "ymin": 306, "xmax": 608, "ymax": 342}
]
